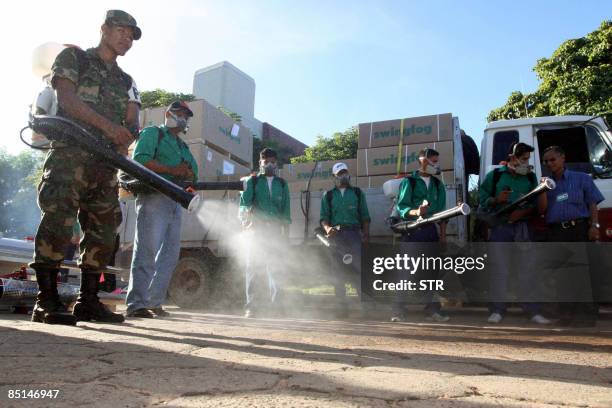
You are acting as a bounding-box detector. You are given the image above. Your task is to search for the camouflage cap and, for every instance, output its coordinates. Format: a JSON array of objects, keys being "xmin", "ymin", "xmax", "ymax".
[{"xmin": 104, "ymin": 10, "xmax": 142, "ymax": 40}]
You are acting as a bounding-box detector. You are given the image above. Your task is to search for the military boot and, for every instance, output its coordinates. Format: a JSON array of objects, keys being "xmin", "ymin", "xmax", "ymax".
[
  {"xmin": 31, "ymin": 268, "xmax": 77, "ymax": 326},
  {"xmin": 73, "ymin": 271, "xmax": 124, "ymax": 323}
]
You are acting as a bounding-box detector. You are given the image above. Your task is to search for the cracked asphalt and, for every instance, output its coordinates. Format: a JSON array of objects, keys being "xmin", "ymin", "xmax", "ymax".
[{"xmin": 0, "ymin": 307, "xmax": 611, "ymax": 407}]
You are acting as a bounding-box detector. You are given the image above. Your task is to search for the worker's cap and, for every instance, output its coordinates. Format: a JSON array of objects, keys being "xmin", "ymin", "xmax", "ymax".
[
  {"xmin": 105, "ymin": 10, "xmax": 142, "ymax": 40},
  {"xmin": 332, "ymin": 162, "xmax": 349, "ymax": 176},
  {"xmin": 167, "ymin": 101, "xmax": 194, "ymax": 117},
  {"xmin": 509, "ymin": 142, "xmax": 534, "ymax": 157}
]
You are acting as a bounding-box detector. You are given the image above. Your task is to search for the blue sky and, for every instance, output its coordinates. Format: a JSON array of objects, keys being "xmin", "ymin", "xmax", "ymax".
[{"xmin": 1, "ymin": 0, "xmax": 609, "ymax": 154}]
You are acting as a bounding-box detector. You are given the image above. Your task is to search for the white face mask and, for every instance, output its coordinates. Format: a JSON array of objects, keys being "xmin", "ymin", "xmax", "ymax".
[
  {"xmin": 422, "ymin": 158, "xmax": 441, "ymax": 175},
  {"xmin": 509, "ymin": 162, "xmax": 533, "ymax": 176},
  {"xmin": 165, "ymin": 112, "xmax": 189, "ymax": 131}
]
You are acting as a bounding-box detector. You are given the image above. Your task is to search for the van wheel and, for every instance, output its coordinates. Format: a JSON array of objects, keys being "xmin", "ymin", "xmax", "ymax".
[{"xmin": 168, "ymin": 257, "xmax": 211, "ymax": 309}]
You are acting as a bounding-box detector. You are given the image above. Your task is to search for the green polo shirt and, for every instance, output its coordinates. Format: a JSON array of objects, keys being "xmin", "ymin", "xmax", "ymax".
[
  {"xmin": 479, "ymin": 166, "xmax": 537, "ymax": 211},
  {"xmin": 240, "ymin": 174, "xmax": 291, "ymax": 224},
  {"xmin": 132, "ymin": 125, "xmax": 199, "ymax": 182},
  {"xmin": 396, "ymin": 171, "xmax": 446, "ymax": 220},
  {"xmin": 320, "ymin": 187, "xmax": 371, "ymax": 227}
]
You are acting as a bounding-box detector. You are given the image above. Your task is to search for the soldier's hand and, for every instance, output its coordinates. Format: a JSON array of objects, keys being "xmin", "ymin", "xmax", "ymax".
[{"xmin": 105, "ymin": 123, "xmax": 134, "ymax": 148}]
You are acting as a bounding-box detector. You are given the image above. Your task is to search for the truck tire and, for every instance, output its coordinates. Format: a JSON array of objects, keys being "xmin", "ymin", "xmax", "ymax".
[{"xmin": 168, "ymin": 257, "xmax": 211, "ymax": 309}]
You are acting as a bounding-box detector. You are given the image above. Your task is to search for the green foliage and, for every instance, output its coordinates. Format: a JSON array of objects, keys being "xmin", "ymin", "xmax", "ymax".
[
  {"xmin": 253, "ymin": 137, "xmax": 294, "ymax": 168},
  {"xmin": 488, "ymin": 20, "xmax": 612, "ymax": 123},
  {"xmin": 217, "ymin": 106, "xmax": 242, "ymax": 123},
  {"xmin": 140, "ymin": 89, "xmax": 196, "ymax": 109},
  {"xmin": 0, "ymin": 149, "xmax": 44, "ymax": 238},
  {"xmin": 290, "ymin": 127, "xmax": 358, "ymax": 164}
]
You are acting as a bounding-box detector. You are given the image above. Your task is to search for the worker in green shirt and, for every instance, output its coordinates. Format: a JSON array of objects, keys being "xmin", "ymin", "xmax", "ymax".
[
  {"xmin": 320, "ymin": 162, "xmax": 370, "ymax": 318},
  {"xmin": 391, "ymin": 148, "xmax": 449, "ymax": 323},
  {"xmin": 479, "ymin": 142, "xmax": 551, "ymax": 325},
  {"xmin": 126, "ymin": 101, "xmax": 199, "ymax": 319},
  {"xmin": 239, "ymin": 148, "xmax": 291, "ymax": 318}
]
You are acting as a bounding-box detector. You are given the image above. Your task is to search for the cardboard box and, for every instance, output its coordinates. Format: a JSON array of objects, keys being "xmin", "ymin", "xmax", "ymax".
[
  {"xmin": 187, "ymin": 140, "xmax": 251, "ymax": 182},
  {"xmin": 355, "ymin": 171, "xmax": 455, "ymax": 189},
  {"xmin": 357, "ymin": 141, "xmax": 453, "ymax": 177},
  {"xmin": 358, "ymin": 113, "xmax": 453, "ymax": 149},
  {"xmin": 279, "ymin": 159, "xmax": 357, "ymax": 184},
  {"xmin": 140, "ymin": 99, "xmax": 253, "ymax": 167}
]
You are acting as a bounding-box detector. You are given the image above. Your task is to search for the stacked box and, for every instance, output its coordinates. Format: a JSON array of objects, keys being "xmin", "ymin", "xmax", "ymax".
[
  {"xmin": 356, "ymin": 113, "xmax": 455, "ymax": 180},
  {"xmin": 279, "ymin": 159, "xmax": 357, "ymax": 193},
  {"xmin": 356, "ymin": 141, "xmax": 454, "ymax": 177},
  {"xmin": 139, "ymin": 99, "xmax": 253, "ymax": 168},
  {"xmin": 358, "ymin": 113, "xmax": 453, "ymax": 149},
  {"xmin": 355, "ymin": 171, "xmax": 455, "ymax": 189}
]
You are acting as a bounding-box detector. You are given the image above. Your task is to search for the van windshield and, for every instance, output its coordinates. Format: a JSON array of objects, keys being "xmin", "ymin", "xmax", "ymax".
[{"xmin": 536, "ymin": 125, "xmax": 612, "ymax": 178}]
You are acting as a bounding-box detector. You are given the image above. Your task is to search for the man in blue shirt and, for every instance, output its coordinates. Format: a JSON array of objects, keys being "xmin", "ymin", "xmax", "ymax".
[{"xmin": 539, "ymin": 145, "xmax": 604, "ymax": 327}]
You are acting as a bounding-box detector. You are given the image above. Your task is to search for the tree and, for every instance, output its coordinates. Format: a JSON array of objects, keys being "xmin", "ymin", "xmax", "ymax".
[
  {"xmin": 0, "ymin": 149, "xmax": 44, "ymax": 238},
  {"xmin": 140, "ymin": 89, "xmax": 196, "ymax": 109},
  {"xmin": 217, "ymin": 106, "xmax": 242, "ymax": 123},
  {"xmin": 252, "ymin": 137, "xmax": 294, "ymax": 168},
  {"xmin": 290, "ymin": 127, "xmax": 358, "ymax": 164},
  {"xmin": 488, "ymin": 20, "xmax": 612, "ymax": 123}
]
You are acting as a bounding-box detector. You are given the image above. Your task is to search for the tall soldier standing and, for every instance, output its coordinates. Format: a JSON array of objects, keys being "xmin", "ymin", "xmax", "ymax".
[{"xmin": 30, "ymin": 10, "xmax": 142, "ymax": 325}]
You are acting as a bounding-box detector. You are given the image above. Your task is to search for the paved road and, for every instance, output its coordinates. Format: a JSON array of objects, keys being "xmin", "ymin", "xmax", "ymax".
[{"xmin": 0, "ymin": 307, "xmax": 611, "ymax": 407}]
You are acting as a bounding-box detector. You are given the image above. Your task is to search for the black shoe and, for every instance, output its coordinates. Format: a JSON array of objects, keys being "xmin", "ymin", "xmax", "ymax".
[
  {"xmin": 148, "ymin": 307, "xmax": 169, "ymax": 317},
  {"xmin": 31, "ymin": 267, "xmax": 77, "ymax": 326},
  {"xmin": 73, "ymin": 271, "xmax": 124, "ymax": 323},
  {"xmin": 127, "ymin": 308, "xmax": 156, "ymax": 318}
]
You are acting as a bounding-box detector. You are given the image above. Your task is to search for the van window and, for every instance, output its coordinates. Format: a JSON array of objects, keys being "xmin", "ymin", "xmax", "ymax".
[
  {"xmin": 492, "ymin": 130, "xmax": 518, "ymax": 165},
  {"xmin": 537, "ymin": 126, "xmax": 609, "ymax": 176},
  {"xmin": 586, "ymin": 126, "xmax": 612, "ymax": 178}
]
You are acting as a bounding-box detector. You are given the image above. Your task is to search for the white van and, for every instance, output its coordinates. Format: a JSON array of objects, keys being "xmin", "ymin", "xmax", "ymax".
[{"xmin": 479, "ymin": 115, "xmax": 612, "ymax": 241}]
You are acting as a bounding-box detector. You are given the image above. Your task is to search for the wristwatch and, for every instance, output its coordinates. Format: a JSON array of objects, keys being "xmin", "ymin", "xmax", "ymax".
[{"xmin": 591, "ymin": 222, "xmax": 600, "ymax": 229}]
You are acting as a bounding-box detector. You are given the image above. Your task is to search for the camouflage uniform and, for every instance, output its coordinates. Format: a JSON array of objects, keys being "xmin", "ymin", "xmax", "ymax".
[{"xmin": 31, "ymin": 46, "xmax": 133, "ymax": 272}]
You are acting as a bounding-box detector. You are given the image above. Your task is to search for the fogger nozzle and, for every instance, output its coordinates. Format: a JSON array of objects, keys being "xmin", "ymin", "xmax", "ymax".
[{"xmin": 29, "ymin": 115, "xmax": 201, "ymax": 212}]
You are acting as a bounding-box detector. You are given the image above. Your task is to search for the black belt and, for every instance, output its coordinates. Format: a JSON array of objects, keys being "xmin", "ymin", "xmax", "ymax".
[{"xmin": 548, "ymin": 218, "xmax": 589, "ymax": 229}]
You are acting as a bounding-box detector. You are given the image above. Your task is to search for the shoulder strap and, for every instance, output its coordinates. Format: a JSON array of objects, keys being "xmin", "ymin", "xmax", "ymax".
[
  {"xmin": 352, "ymin": 187, "xmax": 362, "ymax": 218},
  {"xmin": 527, "ymin": 171, "xmax": 537, "ymax": 186},
  {"xmin": 326, "ymin": 188, "xmax": 335, "ymax": 216},
  {"xmin": 408, "ymin": 176, "xmax": 417, "ymax": 191},
  {"xmin": 152, "ymin": 127, "xmax": 164, "ymax": 161},
  {"xmin": 491, "ymin": 168, "xmax": 503, "ymax": 194}
]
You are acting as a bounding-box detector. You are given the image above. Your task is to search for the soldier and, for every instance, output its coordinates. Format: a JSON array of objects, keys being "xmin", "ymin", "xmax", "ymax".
[
  {"xmin": 30, "ymin": 10, "xmax": 142, "ymax": 325},
  {"xmin": 239, "ymin": 148, "xmax": 291, "ymax": 318},
  {"xmin": 320, "ymin": 162, "xmax": 370, "ymax": 318}
]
